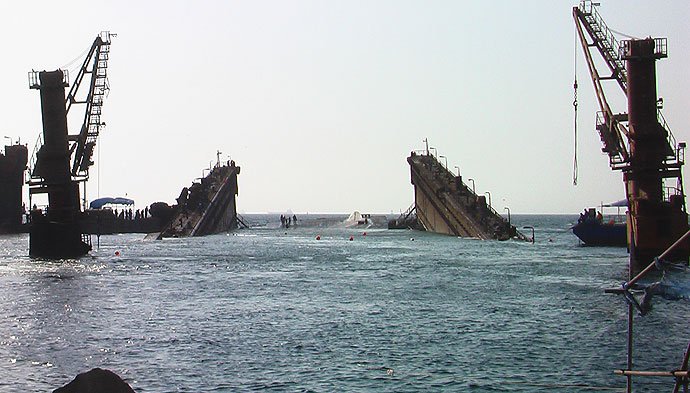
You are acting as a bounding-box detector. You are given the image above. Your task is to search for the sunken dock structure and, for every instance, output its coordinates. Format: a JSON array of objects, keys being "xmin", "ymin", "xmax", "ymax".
[
  {"xmin": 0, "ymin": 143, "xmax": 28, "ymax": 234},
  {"xmin": 158, "ymin": 160, "xmax": 243, "ymax": 239},
  {"xmin": 405, "ymin": 150, "xmax": 527, "ymax": 241}
]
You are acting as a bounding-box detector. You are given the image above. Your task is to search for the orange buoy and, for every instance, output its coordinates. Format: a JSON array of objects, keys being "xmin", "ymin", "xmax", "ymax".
[
  {"xmin": 114, "ymin": 250, "xmax": 121, "ymax": 256},
  {"xmin": 363, "ymin": 232, "xmax": 367, "ymax": 236},
  {"xmin": 349, "ymin": 236, "xmax": 354, "ymax": 241},
  {"xmin": 316, "ymin": 235, "xmax": 321, "ymax": 240}
]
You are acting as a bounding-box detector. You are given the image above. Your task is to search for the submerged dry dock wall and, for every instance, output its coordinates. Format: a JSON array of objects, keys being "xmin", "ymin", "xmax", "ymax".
[
  {"xmin": 158, "ymin": 161, "xmax": 240, "ymax": 238},
  {"xmin": 408, "ymin": 152, "xmax": 524, "ymax": 241},
  {"xmin": 191, "ymin": 163, "xmax": 240, "ymax": 236}
]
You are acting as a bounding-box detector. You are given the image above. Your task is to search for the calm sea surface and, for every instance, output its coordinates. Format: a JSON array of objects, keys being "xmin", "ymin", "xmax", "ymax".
[{"xmin": 1, "ymin": 214, "xmax": 689, "ymax": 392}]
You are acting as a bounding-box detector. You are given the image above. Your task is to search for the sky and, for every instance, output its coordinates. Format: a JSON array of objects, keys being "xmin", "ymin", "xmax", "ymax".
[{"xmin": 1, "ymin": 1, "xmax": 688, "ymax": 214}]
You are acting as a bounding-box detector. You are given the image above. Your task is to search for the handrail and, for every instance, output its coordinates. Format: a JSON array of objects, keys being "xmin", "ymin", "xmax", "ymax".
[
  {"xmin": 236, "ymin": 213, "xmax": 249, "ymax": 229},
  {"xmin": 576, "ymin": 0, "xmax": 627, "ymax": 91},
  {"xmin": 658, "ymin": 108, "xmax": 679, "ymax": 159},
  {"xmin": 620, "ymin": 37, "xmax": 667, "ymax": 59},
  {"xmin": 28, "ymin": 133, "xmax": 43, "ymax": 177},
  {"xmin": 399, "ymin": 203, "xmax": 416, "ymax": 220},
  {"xmin": 664, "ymin": 186, "xmax": 682, "ymax": 201}
]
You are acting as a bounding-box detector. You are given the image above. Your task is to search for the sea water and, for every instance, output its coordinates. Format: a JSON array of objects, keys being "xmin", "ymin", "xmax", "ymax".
[{"xmin": 1, "ymin": 214, "xmax": 689, "ymax": 392}]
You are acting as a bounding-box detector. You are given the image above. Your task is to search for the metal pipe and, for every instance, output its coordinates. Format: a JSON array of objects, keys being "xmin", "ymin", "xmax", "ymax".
[
  {"xmin": 672, "ymin": 341, "xmax": 690, "ymax": 393},
  {"xmin": 627, "ymin": 235, "xmax": 635, "ymax": 393},
  {"xmin": 616, "ymin": 370, "xmax": 689, "ymax": 378},
  {"xmin": 468, "ymin": 178, "xmax": 475, "ymax": 195},
  {"xmin": 454, "ymin": 166, "xmax": 460, "ymax": 177},
  {"xmin": 504, "ymin": 206, "xmax": 511, "ymax": 226},
  {"xmin": 627, "ymin": 301, "xmax": 634, "ymax": 393},
  {"xmin": 439, "ymin": 155, "xmax": 448, "ymax": 169},
  {"xmin": 484, "ymin": 191, "xmax": 492, "ymax": 208}
]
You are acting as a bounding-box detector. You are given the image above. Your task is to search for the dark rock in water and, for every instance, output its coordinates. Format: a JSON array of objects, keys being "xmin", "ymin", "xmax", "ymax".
[{"xmin": 53, "ymin": 368, "xmax": 135, "ymax": 393}]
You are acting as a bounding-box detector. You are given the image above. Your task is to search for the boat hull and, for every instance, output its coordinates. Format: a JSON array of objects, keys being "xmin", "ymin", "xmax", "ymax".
[{"xmin": 572, "ymin": 220, "xmax": 627, "ymax": 247}]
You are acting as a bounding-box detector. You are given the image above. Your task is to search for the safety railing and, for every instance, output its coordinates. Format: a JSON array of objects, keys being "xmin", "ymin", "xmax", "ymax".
[
  {"xmin": 28, "ymin": 69, "xmax": 69, "ymax": 89},
  {"xmin": 619, "ymin": 37, "xmax": 667, "ymax": 59},
  {"xmin": 577, "ymin": 0, "xmax": 627, "ymax": 87},
  {"xmin": 81, "ymin": 233, "xmax": 92, "ymax": 247},
  {"xmin": 27, "ymin": 133, "xmax": 43, "ymax": 180},
  {"xmin": 657, "ymin": 109, "xmax": 682, "ymax": 164},
  {"xmin": 579, "ymin": 1, "xmax": 621, "ymax": 54},
  {"xmin": 664, "ymin": 186, "xmax": 683, "ymax": 200},
  {"xmin": 236, "ymin": 213, "xmax": 249, "ymax": 229}
]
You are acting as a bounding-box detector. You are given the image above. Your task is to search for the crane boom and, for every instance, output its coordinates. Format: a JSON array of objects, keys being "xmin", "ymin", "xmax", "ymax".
[
  {"xmin": 67, "ymin": 31, "xmax": 113, "ymax": 180},
  {"xmin": 573, "ymin": 1, "xmax": 629, "ymax": 166},
  {"xmin": 573, "ymin": 1, "xmax": 679, "ymax": 171},
  {"xmin": 27, "ymin": 32, "xmax": 114, "ymax": 186}
]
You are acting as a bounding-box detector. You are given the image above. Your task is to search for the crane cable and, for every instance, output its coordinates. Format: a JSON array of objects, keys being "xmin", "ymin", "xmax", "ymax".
[
  {"xmin": 609, "ymin": 27, "xmax": 640, "ymax": 40},
  {"xmin": 60, "ymin": 46, "xmax": 90, "ymax": 75},
  {"xmin": 573, "ymin": 24, "xmax": 579, "ymax": 186}
]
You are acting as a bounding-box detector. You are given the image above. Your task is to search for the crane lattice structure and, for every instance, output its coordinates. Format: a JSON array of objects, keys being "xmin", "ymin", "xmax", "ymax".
[
  {"xmin": 28, "ymin": 31, "xmax": 114, "ymax": 186},
  {"xmin": 573, "ymin": 0, "xmax": 682, "ymax": 177}
]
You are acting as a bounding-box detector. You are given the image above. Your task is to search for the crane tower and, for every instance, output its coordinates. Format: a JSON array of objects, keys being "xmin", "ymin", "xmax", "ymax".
[{"xmin": 573, "ymin": 1, "xmax": 688, "ymax": 273}]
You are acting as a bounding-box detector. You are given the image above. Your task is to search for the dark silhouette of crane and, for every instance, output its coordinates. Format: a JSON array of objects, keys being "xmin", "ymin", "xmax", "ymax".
[{"xmin": 27, "ymin": 32, "xmax": 114, "ymax": 258}]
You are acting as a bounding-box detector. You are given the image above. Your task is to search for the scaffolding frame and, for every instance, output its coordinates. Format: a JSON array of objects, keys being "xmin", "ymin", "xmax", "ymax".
[{"xmin": 606, "ymin": 229, "xmax": 690, "ymax": 392}]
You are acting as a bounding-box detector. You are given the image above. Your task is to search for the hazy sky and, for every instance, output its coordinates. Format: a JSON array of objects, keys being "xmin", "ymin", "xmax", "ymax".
[{"xmin": 1, "ymin": 1, "xmax": 688, "ymax": 213}]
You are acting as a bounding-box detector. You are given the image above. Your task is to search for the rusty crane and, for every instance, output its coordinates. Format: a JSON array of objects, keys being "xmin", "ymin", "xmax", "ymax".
[
  {"xmin": 574, "ymin": 2, "xmax": 690, "ymax": 392},
  {"xmin": 573, "ymin": 1, "xmax": 688, "ymax": 274}
]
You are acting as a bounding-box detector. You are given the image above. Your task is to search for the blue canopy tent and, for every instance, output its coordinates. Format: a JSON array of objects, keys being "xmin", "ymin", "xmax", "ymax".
[{"xmin": 89, "ymin": 197, "xmax": 135, "ymax": 209}]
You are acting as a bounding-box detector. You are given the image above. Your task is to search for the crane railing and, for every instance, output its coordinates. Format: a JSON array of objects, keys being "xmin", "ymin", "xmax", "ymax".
[
  {"xmin": 27, "ymin": 133, "xmax": 43, "ymax": 183},
  {"xmin": 657, "ymin": 109, "xmax": 680, "ymax": 162},
  {"xmin": 619, "ymin": 38, "xmax": 667, "ymax": 59},
  {"xmin": 574, "ymin": 2, "xmax": 682, "ymax": 173},
  {"xmin": 576, "ymin": 0, "xmax": 627, "ymax": 91},
  {"xmin": 68, "ymin": 31, "xmax": 113, "ymax": 180}
]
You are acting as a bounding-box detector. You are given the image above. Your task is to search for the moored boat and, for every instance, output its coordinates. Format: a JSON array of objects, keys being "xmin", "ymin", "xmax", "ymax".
[{"xmin": 572, "ymin": 200, "xmax": 627, "ymax": 247}]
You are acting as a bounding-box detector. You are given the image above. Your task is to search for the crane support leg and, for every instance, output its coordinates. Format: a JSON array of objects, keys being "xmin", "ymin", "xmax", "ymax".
[{"xmin": 623, "ymin": 39, "xmax": 689, "ymax": 272}]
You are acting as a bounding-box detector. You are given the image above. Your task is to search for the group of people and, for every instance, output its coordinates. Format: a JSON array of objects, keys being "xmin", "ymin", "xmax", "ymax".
[
  {"xmin": 113, "ymin": 206, "xmax": 149, "ymax": 221},
  {"xmin": 280, "ymin": 214, "xmax": 298, "ymax": 228},
  {"xmin": 578, "ymin": 208, "xmax": 603, "ymax": 224}
]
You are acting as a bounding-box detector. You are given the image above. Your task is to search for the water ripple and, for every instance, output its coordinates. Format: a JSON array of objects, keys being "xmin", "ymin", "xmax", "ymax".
[{"xmin": 0, "ymin": 216, "xmax": 688, "ymax": 392}]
